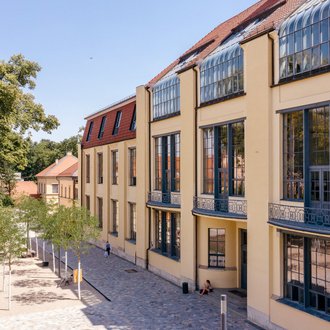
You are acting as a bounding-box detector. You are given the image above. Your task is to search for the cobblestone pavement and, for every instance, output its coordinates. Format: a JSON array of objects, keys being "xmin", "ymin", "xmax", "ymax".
[{"xmin": 0, "ymin": 239, "xmax": 262, "ymax": 330}]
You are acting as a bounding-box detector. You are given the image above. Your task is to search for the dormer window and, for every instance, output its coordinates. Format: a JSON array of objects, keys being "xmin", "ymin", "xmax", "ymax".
[
  {"xmin": 153, "ymin": 75, "xmax": 180, "ymax": 120},
  {"xmin": 112, "ymin": 111, "xmax": 122, "ymax": 135},
  {"xmin": 86, "ymin": 121, "xmax": 94, "ymax": 141},
  {"xmin": 130, "ymin": 107, "xmax": 136, "ymax": 131},
  {"xmin": 279, "ymin": 0, "xmax": 330, "ymax": 80},
  {"xmin": 98, "ymin": 116, "xmax": 107, "ymax": 139}
]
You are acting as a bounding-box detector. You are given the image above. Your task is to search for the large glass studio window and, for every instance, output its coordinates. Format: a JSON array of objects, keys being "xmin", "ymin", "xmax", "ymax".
[
  {"xmin": 284, "ymin": 234, "xmax": 305, "ymax": 305},
  {"xmin": 309, "ymin": 106, "xmax": 330, "ymax": 167},
  {"xmin": 153, "ymin": 75, "xmax": 180, "ymax": 119},
  {"xmin": 283, "ymin": 111, "xmax": 304, "ymax": 200},
  {"xmin": 202, "ymin": 121, "xmax": 245, "ymax": 197},
  {"xmin": 282, "ymin": 105, "xmax": 330, "ymax": 201},
  {"xmin": 200, "ymin": 44, "xmax": 244, "ymax": 103},
  {"xmin": 154, "ymin": 133, "xmax": 180, "ymax": 192},
  {"xmin": 232, "ymin": 122, "xmax": 245, "ymax": 196},
  {"xmin": 154, "ymin": 211, "xmax": 180, "ymax": 259},
  {"xmin": 279, "ymin": 0, "xmax": 330, "ymax": 79},
  {"xmin": 203, "ymin": 128, "xmax": 214, "ymax": 194},
  {"xmin": 284, "ymin": 234, "xmax": 330, "ymax": 316}
]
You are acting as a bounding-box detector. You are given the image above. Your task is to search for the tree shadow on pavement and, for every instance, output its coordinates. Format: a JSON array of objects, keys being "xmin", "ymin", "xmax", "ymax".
[
  {"xmin": 13, "ymin": 279, "xmax": 53, "ymax": 288},
  {"xmin": 12, "ymin": 290, "xmax": 73, "ymax": 305}
]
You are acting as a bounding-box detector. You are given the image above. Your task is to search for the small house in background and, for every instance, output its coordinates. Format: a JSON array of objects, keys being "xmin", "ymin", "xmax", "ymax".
[
  {"xmin": 57, "ymin": 162, "xmax": 78, "ymax": 207},
  {"xmin": 36, "ymin": 152, "xmax": 78, "ymax": 205}
]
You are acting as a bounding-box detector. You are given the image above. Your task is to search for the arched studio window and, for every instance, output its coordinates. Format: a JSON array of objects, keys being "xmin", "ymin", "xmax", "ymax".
[
  {"xmin": 152, "ymin": 75, "xmax": 180, "ymax": 120},
  {"xmin": 200, "ymin": 44, "xmax": 244, "ymax": 103},
  {"xmin": 279, "ymin": 0, "xmax": 330, "ymax": 79}
]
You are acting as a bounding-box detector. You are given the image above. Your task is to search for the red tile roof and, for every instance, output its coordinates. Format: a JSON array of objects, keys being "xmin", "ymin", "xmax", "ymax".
[
  {"xmin": 13, "ymin": 181, "xmax": 38, "ymax": 198},
  {"xmin": 57, "ymin": 162, "xmax": 78, "ymax": 178},
  {"xmin": 36, "ymin": 153, "xmax": 78, "ymax": 177},
  {"xmin": 81, "ymin": 98, "xmax": 136, "ymax": 149},
  {"xmin": 148, "ymin": 0, "xmax": 306, "ymax": 86}
]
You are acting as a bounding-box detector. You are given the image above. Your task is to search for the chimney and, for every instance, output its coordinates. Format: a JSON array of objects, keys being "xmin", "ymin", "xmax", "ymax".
[{"xmin": 67, "ymin": 151, "xmax": 72, "ymax": 156}]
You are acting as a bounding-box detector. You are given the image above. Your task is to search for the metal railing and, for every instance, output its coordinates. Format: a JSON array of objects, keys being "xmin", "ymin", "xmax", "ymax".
[
  {"xmin": 148, "ymin": 191, "xmax": 181, "ymax": 206},
  {"xmin": 193, "ymin": 196, "xmax": 247, "ymax": 217},
  {"xmin": 269, "ymin": 203, "xmax": 330, "ymax": 228}
]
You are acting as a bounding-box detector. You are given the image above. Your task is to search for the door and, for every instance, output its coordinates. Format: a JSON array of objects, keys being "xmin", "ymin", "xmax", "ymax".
[
  {"xmin": 241, "ymin": 230, "xmax": 247, "ymax": 290},
  {"xmin": 310, "ymin": 167, "xmax": 330, "ymax": 209}
]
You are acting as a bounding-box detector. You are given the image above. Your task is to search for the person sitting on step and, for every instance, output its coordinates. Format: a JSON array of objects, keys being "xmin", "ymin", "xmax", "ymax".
[{"xmin": 199, "ymin": 280, "xmax": 213, "ymax": 296}]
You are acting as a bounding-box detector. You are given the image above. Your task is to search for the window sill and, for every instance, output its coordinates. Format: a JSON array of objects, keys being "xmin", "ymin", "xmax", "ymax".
[
  {"xmin": 152, "ymin": 112, "xmax": 180, "ymax": 123},
  {"xmin": 110, "ymin": 232, "xmax": 118, "ymax": 237},
  {"xmin": 126, "ymin": 239, "xmax": 136, "ymax": 245},
  {"xmin": 273, "ymin": 65, "xmax": 330, "ymax": 87},
  {"xmin": 199, "ymin": 91, "xmax": 246, "ymax": 108},
  {"xmin": 199, "ymin": 265, "xmax": 237, "ymax": 271},
  {"xmin": 150, "ymin": 248, "xmax": 180, "ymax": 262},
  {"xmin": 280, "ymin": 198, "xmax": 304, "ymax": 204},
  {"xmin": 276, "ymin": 297, "xmax": 330, "ymax": 322}
]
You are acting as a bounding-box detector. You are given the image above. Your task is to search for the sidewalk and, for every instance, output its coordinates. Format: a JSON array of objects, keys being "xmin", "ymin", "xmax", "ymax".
[
  {"xmin": 0, "ymin": 255, "xmax": 107, "ymax": 329},
  {"xmin": 33, "ymin": 239, "xmax": 260, "ymax": 330}
]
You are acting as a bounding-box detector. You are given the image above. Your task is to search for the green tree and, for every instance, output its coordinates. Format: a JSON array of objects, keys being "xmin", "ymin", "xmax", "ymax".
[
  {"xmin": 37, "ymin": 204, "xmax": 99, "ymax": 298},
  {"xmin": 16, "ymin": 196, "xmax": 48, "ymax": 254},
  {"xmin": 0, "ymin": 54, "xmax": 59, "ymax": 171},
  {"xmin": 0, "ymin": 207, "xmax": 25, "ymax": 310},
  {"xmin": 63, "ymin": 206, "xmax": 100, "ymax": 299},
  {"xmin": 0, "ymin": 165, "xmax": 17, "ymax": 196},
  {"xmin": 22, "ymin": 134, "xmax": 80, "ymax": 181}
]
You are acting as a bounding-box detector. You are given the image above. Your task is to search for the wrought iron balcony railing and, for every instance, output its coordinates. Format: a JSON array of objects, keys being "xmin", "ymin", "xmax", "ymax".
[
  {"xmin": 147, "ymin": 191, "xmax": 181, "ymax": 207},
  {"xmin": 193, "ymin": 196, "xmax": 247, "ymax": 219},
  {"xmin": 269, "ymin": 203, "xmax": 330, "ymax": 232}
]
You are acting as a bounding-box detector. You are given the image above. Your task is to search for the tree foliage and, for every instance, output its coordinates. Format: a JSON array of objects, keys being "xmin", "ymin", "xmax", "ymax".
[
  {"xmin": 22, "ymin": 135, "xmax": 80, "ymax": 181},
  {"xmin": 0, "ymin": 207, "xmax": 25, "ymax": 268},
  {"xmin": 16, "ymin": 196, "xmax": 49, "ymax": 252},
  {"xmin": 0, "ymin": 54, "xmax": 59, "ymax": 171},
  {"xmin": 0, "ymin": 166, "xmax": 17, "ymax": 196}
]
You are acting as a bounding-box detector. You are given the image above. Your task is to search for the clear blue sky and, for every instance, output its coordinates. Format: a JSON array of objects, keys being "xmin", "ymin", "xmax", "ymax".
[{"xmin": 3, "ymin": 0, "xmax": 256, "ymax": 142}]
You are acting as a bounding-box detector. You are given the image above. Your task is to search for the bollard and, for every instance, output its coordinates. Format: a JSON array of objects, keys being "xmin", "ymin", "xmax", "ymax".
[{"xmin": 220, "ymin": 294, "xmax": 227, "ymax": 330}]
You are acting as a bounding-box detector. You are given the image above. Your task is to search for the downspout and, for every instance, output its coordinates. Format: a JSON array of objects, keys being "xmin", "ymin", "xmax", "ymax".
[
  {"xmin": 192, "ymin": 66, "xmax": 199, "ymax": 291},
  {"xmin": 146, "ymin": 87, "xmax": 152, "ymax": 270},
  {"xmin": 80, "ymin": 143, "xmax": 83, "ymax": 206},
  {"xmin": 267, "ymin": 33, "xmax": 275, "ymax": 86},
  {"xmin": 55, "ymin": 175, "xmax": 61, "ymax": 277}
]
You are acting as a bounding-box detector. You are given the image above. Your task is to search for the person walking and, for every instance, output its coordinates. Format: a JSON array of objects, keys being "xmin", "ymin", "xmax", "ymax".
[{"xmin": 105, "ymin": 241, "xmax": 111, "ymax": 257}]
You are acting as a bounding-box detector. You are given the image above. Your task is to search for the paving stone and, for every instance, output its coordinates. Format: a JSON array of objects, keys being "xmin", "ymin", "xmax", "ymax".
[{"xmin": 0, "ymin": 239, "xmax": 262, "ymax": 329}]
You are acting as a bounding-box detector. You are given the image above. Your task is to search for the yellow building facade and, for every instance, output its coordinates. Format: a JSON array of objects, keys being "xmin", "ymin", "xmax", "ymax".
[
  {"xmin": 79, "ymin": 96, "xmax": 138, "ymax": 263},
  {"xmin": 80, "ymin": 0, "xmax": 330, "ymax": 328},
  {"xmin": 58, "ymin": 162, "xmax": 78, "ymax": 207},
  {"xmin": 36, "ymin": 152, "xmax": 78, "ymax": 205}
]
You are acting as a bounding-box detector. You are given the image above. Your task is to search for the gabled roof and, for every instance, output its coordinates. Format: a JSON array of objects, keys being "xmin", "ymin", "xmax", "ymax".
[
  {"xmin": 82, "ymin": 97, "xmax": 136, "ymax": 149},
  {"xmin": 36, "ymin": 153, "xmax": 78, "ymax": 178},
  {"xmin": 57, "ymin": 162, "xmax": 78, "ymax": 178},
  {"xmin": 148, "ymin": 0, "xmax": 307, "ymax": 87}
]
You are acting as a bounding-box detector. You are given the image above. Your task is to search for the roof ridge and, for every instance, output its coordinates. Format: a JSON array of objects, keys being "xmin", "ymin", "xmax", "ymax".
[{"xmin": 146, "ymin": 0, "xmax": 272, "ymax": 87}]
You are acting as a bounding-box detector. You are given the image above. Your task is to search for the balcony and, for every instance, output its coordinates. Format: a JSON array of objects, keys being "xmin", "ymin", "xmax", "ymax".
[
  {"xmin": 193, "ymin": 196, "xmax": 247, "ymax": 219},
  {"xmin": 147, "ymin": 191, "xmax": 181, "ymax": 208},
  {"xmin": 269, "ymin": 203, "xmax": 330, "ymax": 234}
]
